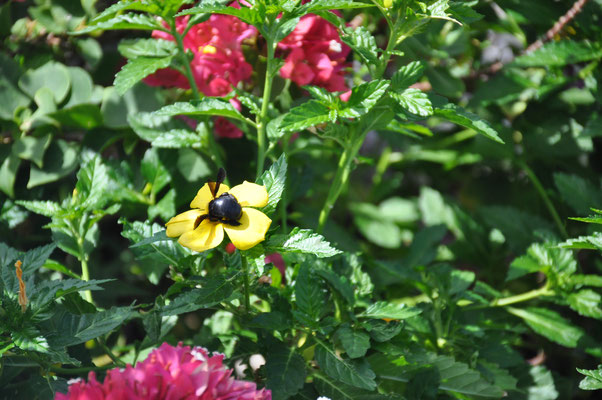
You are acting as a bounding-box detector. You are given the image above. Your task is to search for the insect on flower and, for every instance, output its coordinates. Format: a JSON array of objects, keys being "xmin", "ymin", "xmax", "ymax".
[{"xmin": 166, "ymin": 169, "xmax": 271, "ymax": 252}]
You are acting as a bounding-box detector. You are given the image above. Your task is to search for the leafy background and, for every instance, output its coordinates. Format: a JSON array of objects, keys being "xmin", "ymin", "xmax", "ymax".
[{"xmin": 1, "ymin": 0, "xmax": 602, "ymax": 399}]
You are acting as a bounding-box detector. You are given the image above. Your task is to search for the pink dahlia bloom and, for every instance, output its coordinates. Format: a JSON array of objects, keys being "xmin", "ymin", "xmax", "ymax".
[
  {"xmin": 55, "ymin": 343, "xmax": 271, "ymax": 400},
  {"xmin": 278, "ymin": 14, "xmax": 350, "ymax": 92}
]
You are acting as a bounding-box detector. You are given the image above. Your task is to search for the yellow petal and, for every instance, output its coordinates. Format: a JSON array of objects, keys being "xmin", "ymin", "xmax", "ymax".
[
  {"xmin": 224, "ymin": 208, "xmax": 271, "ymax": 250},
  {"xmin": 178, "ymin": 219, "xmax": 224, "ymax": 252},
  {"xmin": 228, "ymin": 181, "xmax": 268, "ymax": 208},
  {"xmin": 165, "ymin": 209, "xmax": 204, "ymax": 238},
  {"xmin": 190, "ymin": 182, "xmax": 230, "ymax": 210}
]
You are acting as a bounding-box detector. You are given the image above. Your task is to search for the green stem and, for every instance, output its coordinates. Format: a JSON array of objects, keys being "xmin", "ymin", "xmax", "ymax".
[
  {"xmin": 318, "ymin": 128, "xmax": 363, "ymax": 233},
  {"xmin": 256, "ymin": 38, "xmax": 275, "ymax": 179},
  {"xmin": 241, "ymin": 255, "xmax": 251, "ymax": 313},
  {"xmin": 172, "ymin": 23, "xmax": 201, "ymax": 101},
  {"xmin": 519, "ymin": 161, "xmax": 568, "ymax": 239},
  {"xmin": 97, "ymin": 337, "xmax": 125, "ymax": 368},
  {"xmin": 49, "ymin": 364, "xmax": 113, "ymax": 375},
  {"xmin": 79, "ymin": 254, "xmax": 93, "ymax": 304},
  {"xmin": 490, "ymin": 285, "xmax": 553, "ymax": 307}
]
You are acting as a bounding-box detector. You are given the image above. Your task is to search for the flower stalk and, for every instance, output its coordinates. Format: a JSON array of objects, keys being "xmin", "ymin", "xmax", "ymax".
[{"xmin": 256, "ymin": 37, "xmax": 276, "ymax": 179}]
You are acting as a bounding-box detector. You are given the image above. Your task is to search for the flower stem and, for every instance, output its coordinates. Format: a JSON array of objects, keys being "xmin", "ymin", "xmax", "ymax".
[
  {"xmin": 256, "ymin": 38, "xmax": 275, "ymax": 179},
  {"xmin": 519, "ymin": 161, "xmax": 568, "ymax": 239},
  {"xmin": 318, "ymin": 127, "xmax": 362, "ymax": 233},
  {"xmin": 96, "ymin": 337, "xmax": 126, "ymax": 368},
  {"xmin": 79, "ymin": 254, "xmax": 93, "ymax": 304},
  {"xmin": 172, "ymin": 23, "xmax": 202, "ymax": 101},
  {"xmin": 490, "ymin": 285, "xmax": 553, "ymax": 307},
  {"xmin": 241, "ymin": 255, "xmax": 251, "ymax": 313}
]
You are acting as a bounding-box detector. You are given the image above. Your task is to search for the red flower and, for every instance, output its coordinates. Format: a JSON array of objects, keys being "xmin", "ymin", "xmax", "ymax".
[{"xmin": 278, "ymin": 14, "xmax": 350, "ymax": 92}]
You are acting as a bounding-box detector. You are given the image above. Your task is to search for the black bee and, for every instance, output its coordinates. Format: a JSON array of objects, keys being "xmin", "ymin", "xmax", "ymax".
[{"xmin": 195, "ymin": 168, "xmax": 242, "ymax": 228}]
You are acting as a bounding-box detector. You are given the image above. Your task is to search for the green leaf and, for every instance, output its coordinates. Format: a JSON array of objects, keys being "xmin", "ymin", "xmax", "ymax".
[
  {"xmin": 90, "ymin": 0, "xmax": 163, "ymax": 23},
  {"xmin": 118, "ymin": 38, "xmax": 177, "ymax": 59},
  {"xmin": 434, "ymin": 103, "xmax": 504, "ymax": 143},
  {"xmin": 114, "ymin": 55, "xmax": 174, "ymax": 95},
  {"xmin": 161, "ymin": 275, "xmax": 235, "ymax": 316},
  {"xmin": 370, "ymin": 352, "xmax": 504, "ymax": 398},
  {"xmin": 567, "ymin": 290, "xmax": 602, "ymax": 319},
  {"xmin": 47, "ymin": 306, "xmax": 134, "ymax": 347},
  {"xmin": 74, "ymin": 13, "xmax": 162, "ymax": 34},
  {"xmin": 358, "ymin": 302, "xmax": 422, "ymax": 320},
  {"xmin": 315, "ymin": 339, "xmax": 377, "ymax": 390},
  {"xmin": 129, "ymin": 112, "xmax": 202, "ymax": 149},
  {"xmin": 16, "ymin": 200, "xmax": 62, "ymax": 218},
  {"xmin": 0, "ymin": 61, "xmax": 31, "ymax": 120},
  {"xmin": 31, "ymin": 279, "xmax": 112, "ymax": 308},
  {"xmin": 154, "ymin": 99, "xmax": 246, "ymax": 121},
  {"xmin": 280, "ymin": 100, "xmax": 331, "ymax": 132},
  {"xmin": 390, "ymin": 88, "xmax": 433, "ymax": 116},
  {"xmin": 577, "ymin": 366, "xmax": 602, "ymax": 390},
  {"xmin": 391, "ymin": 61, "xmax": 424, "ymax": 90},
  {"xmin": 0, "ymin": 153, "xmax": 21, "ymax": 197},
  {"xmin": 294, "ymin": 264, "xmax": 325, "ymax": 325},
  {"xmin": 177, "ymin": 3, "xmax": 261, "ymax": 26},
  {"xmin": 18, "ymin": 61, "xmax": 71, "ymax": 103},
  {"xmin": 507, "ymin": 307, "xmax": 584, "ymax": 348},
  {"xmin": 64, "ymin": 67, "xmax": 95, "ymax": 108},
  {"xmin": 258, "ymin": 154, "xmax": 287, "ymax": 216},
  {"xmin": 75, "ymin": 155, "xmax": 110, "ymax": 210},
  {"xmin": 12, "ymin": 134, "xmax": 52, "ymax": 168},
  {"xmin": 316, "ymin": 268, "xmax": 354, "ymax": 305},
  {"xmin": 120, "ymin": 219, "xmax": 189, "ymax": 265},
  {"xmin": 507, "ymin": 242, "xmax": 576, "ymax": 281},
  {"xmin": 341, "ymin": 80, "xmax": 390, "ymax": 118},
  {"xmin": 149, "ymin": 189, "xmax": 176, "ymax": 221},
  {"xmin": 336, "ymin": 326, "xmax": 370, "ymax": 358},
  {"xmin": 267, "ymin": 227, "xmax": 341, "ymax": 258},
  {"xmin": 553, "ymin": 173, "xmax": 602, "ymax": 215},
  {"xmin": 141, "ymin": 148, "xmax": 171, "ymax": 196},
  {"xmin": 527, "ymin": 365, "xmax": 559, "ymax": 399},
  {"xmin": 512, "ymin": 41, "xmax": 602, "ymax": 67},
  {"xmin": 570, "ymin": 274, "xmax": 602, "ymax": 288},
  {"xmin": 341, "ymin": 26, "xmax": 379, "ymax": 66},
  {"xmin": 266, "ymin": 342, "xmax": 306, "ymax": 400},
  {"xmin": 28, "ymin": 140, "xmax": 79, "ymax": 188}
]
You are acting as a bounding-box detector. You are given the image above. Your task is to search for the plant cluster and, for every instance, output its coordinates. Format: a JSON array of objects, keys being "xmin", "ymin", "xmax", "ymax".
[{"xmin": 1, "ymin": 0, "xmax": 602, "ymax": 399}]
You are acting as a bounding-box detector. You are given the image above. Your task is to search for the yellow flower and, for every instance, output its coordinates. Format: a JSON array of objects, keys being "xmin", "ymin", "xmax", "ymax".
[{"xmin": 166, "ymin": 178, "xmax": 271, "ymax": 252}]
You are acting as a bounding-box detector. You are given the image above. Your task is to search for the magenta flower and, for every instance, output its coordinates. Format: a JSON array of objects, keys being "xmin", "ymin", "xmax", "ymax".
[
  {"xmin": 55, "ymin": 343, "xmax": 271, "ymax": 400},
  {"xmin": 278, "ymin": 14, "xmax": 350, "ymax": 92}
]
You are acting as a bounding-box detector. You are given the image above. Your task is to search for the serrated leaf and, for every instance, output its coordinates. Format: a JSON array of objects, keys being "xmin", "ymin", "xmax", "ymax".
[
  {"xmin": 567, "ymin": 290, "xmax": 602, "ymax": 319},
  {"xmin": 266, "ymin": 342, "xmax": 306, "ymax": 400},
  {"xmin": 128, "ymin": 112, "xmax": 202, "ymax": 148},
  {"xmin": 294, "ymin": 264, "xmax": 324, "ymax": 324},
  {"xmin": 177, "ymin": 3, "xmax": 261, "ymax": 25},
  {"xmin": 370, "ymin": 352, "xmax": 504, "ymax": 398},
  {"xmin": 391, "ymin": 61, "xmax": 424, "ymax": 90},
  {"xmin": 114, "ymin": 56, "xmax": 174, "ymax": 95},
  {"xmin": 267, "ymin": 227, "xmax": 341, "ymax": 258},
  {"xmin": 390, "ymin": 88, "xmax": 433, "ymax": 116},
  {"xmin": 570, "ymin": 274, "xmax": 602, "ymax": 288},
  {"xmin": 358, "ymin": 302, "xmax": 422, "ymax": 320},
  {"xmin": 75, "ymin": 155, "xmax": 110, "ymax": 210},
  {"xmin": 120, "ymin": 219, "xmax": 190, "ymax": 265},
  {"xmin": 161, "ymin": 274, "xmax": 236, "ymax": 316},
  {"xmin": 154, "ymin": 98, "xmax": 246, "ymax": 121},
  {"xmin": 512, "ymin": 41, "xmax": 602, "ymax": 67},
  {"xmin": 46, "ymin": 306, "xmax": 134, "ymax": 347},
  {"xmin": 31, "ymin": 279, "xmax": 113, "ymax": 308},
  {"xmin": 553, "ymin": 173, "xmax": 602, "ymax": 215},
  {"xmin": 90, "ymin": 0, "xmax": 163, "ymax": 23},
  {"xmin": 16, "ymin": 200, "xmax": 62, "ymax": 217},
  {"xmin": 336, "ymin": 326, "xmax": 370, "ymax": 358},
  {"xmin": 341, "ymin": 26, "xmax": 379, "ymax": 65},
  {"xmin": 577, "ymin": 366, "xmax": 602, "ymax": 390},
  {"xmin": 280, "ymin": 100, "xmax": 331, "ymax": 132},
  {"xmin": 434, "ymin": 103, "xmax": 504, "ymax": 143},
  {"xmin": 341, "ymin": 80, "xmax": 390, "ymax": 118},
  {"xmin": 315, "ymin": 339, "xmax": 377, "ymax": 390},
  {"xmin": 507, "ymin": 307, "xmax": 584, "ymax": 348},
  {"xmin": 316, "ymin": 268, "xmax": 354, "ymax": 304},
  {"xmin": 118, "ymin": 38, "xmax": 177, "ymax": 59},
  {"xmin": 73, "ymin": 13, "xmax": 162, "ymax": 34},
  {"xmin": 258, "ymin": 154, "xmax": 287, "ymax": 216},
  {"xmin": 141, "ymin": 148, "xmax": 171, "ymax": 196}
]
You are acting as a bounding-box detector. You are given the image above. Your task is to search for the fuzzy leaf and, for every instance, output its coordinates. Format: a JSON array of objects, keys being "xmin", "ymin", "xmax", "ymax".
[
  {"xmin": 74, "ymin": 13, "xmax": 162, "ymax": 34},
  {"xmin": 512, "ymin": 41, "xmax": 602, "ymax": 67},
  {"xmin": 266, "ymin": 342, "xmax": 306, "ymax": 400},
  {"xmin": 315, "ymin": 340, "xmax": 376, "ymax": 390},
  {"xmin": 577, "ymin": 367, "xmax": 602, "ymax": 390},
  {"xmin": 391, "ymin": 61, "xmax": 424, "ymax": 90},
  {"xmin": 336, "ymin": 326, "xmax": 371, "ymax": 359},
  {"xmin": 154, "ymin": 99, "xmax": 246, "ymax": 121},
  {"xmin": 507, "ymin": 307, "xmax": 584, "ymax": 348},
  {"xmin": 258, "ymin": 154, "xmax": 287, "ymax": 216},
  {"xmin": 267, "ymin": 227, "xmax": 341, "ymax": 258},
  {"xmin": 390, "ymin": 88, "xmax": 433, "ymax": 116},
  {"xmin": 341, "ymin": 80, "xmax": 390, "ymax": 118},
  {"xmin": 359, "ymin": 302, "xmax": 422, "ymax": 320},
  {"xmin": 280, "ymin": 100, "xmax": 331, "ymax": 132},
  {"xmin": 114, "ymin": 56, "xmax": 174, "ymax": 95},
  {"xmin": 434, "ymin": 103, "xmax": 504, "ymax": 143}
]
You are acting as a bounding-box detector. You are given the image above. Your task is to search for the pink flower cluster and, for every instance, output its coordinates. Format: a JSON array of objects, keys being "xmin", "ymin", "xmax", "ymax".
[
  {"xmin": 55, "ymin": 343, "xmax": 271, "ymax": 400},
  {"xmin": 278, "ymin": 14, "xmax": 350, "ymax": 92},
  {"xmin": 145, "ymin": 11, "xmax": 256, "ymax": 138}
]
